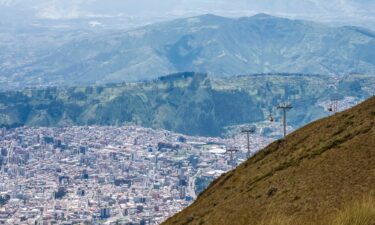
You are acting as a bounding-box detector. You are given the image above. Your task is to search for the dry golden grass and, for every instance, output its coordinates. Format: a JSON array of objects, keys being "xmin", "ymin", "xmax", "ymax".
[
  {"xmin": 257, "ymin": 195, "xmax": 375, "ymax": 225},
  {"xmin": 331, "ymin": 195, "xmax": 375, "ymax": 225},
  {"xmin": 258, "ymin": 214, "xmax": 292, "ymax": 225},
  {"xmin": 163, "ymin": 97, "xmax": 375, "ymax": 225}
]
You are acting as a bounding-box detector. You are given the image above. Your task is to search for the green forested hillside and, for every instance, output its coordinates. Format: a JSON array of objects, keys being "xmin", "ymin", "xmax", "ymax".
[{"xmin": 0, "ymin": 72, "xmax": 373, "ymax": 136}]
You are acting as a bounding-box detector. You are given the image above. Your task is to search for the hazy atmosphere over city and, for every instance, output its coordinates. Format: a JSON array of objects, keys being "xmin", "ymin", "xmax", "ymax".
[{"xmin": 0, "ymin": 0, "xmax": 374, "ymax": 225}]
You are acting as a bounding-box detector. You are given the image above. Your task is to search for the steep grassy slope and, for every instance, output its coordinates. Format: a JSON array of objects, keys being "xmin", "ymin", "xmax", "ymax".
[{"xmin": 163, "ymin": 97, "xmax": 375, "ymax": 225}]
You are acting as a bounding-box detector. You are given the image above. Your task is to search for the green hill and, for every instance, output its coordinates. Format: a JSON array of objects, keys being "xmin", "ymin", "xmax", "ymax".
[
  {"xmin": 162, "ymin": 96, "xmax": 375, "ymax": 225},
  {"xmin": 0, "ymin": 72, "xmax": 373, "ymax": 136}
]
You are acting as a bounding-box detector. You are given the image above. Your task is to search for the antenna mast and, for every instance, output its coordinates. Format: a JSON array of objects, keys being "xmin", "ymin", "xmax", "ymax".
[
  {"xmin": 277, "ymin": 103, "xmax": 293, "ymax": 138},
  {"xmin": 241, "ymin": 127, "xmax": 255, "ymax": 158},
  {"xmin": 226, "ymin": 147, "xmax": 239, "ymax": 169}
]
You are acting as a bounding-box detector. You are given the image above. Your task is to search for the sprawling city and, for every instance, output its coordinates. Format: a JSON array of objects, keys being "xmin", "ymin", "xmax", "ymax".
[
  {"xmin": 0, "ymin": 94, "xmax": 362, "ymax": 225},
  {"xmin": 0, "ymin": 125, "xmax": 273, "ymax": 224},
  {"xmin": 1, "ymin": 1, "xmax": 374, "ymax": 225}
]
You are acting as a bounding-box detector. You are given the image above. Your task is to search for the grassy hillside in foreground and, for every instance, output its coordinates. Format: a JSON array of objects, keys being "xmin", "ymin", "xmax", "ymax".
[{"xmin": 163, "ymin": 97, "xmax": 375, "ymax": 225}]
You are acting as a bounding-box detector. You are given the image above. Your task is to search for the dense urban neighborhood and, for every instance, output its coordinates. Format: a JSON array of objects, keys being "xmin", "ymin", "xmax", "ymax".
[{"xmin": 0, "ymin": 126, "xmax": 273, "ymax": 224}]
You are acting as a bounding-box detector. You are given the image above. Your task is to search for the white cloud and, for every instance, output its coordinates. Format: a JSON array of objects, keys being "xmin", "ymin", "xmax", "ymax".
[{"xmin": 0, "ymin": 0, "xmax": 374, "ymax": 28}]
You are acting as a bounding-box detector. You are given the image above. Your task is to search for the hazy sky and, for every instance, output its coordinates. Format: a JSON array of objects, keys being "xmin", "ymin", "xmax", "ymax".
[{"xmin": 1, "ymin": 0, "xmax": 375, "ymax": 27}]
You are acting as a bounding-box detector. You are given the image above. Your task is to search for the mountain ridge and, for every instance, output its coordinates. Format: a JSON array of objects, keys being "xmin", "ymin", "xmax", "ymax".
[
  {"xmin": 1, "ymin": 13, "xmax": 375, "ymax": 88},
  {"xmin": 0, "ymin": 72, "xmax": 373, "ymax": 137}
]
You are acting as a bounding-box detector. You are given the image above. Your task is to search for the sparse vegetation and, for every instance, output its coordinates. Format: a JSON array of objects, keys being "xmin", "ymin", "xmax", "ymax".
[
  {"xmin": 259, "ymin": 214, "xmax": 292, "ymax": 225},
  {"xmin": 254, "ymin": 195, "xmax": 375, "ymax": 225},
  {"xmin": 332, "ymin": 195, "xmax": 375, "ymax": 225}
]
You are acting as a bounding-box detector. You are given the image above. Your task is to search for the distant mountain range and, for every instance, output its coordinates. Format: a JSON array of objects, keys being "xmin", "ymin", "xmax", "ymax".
[{"xmin": 0, "ymin": 14, "xmax": 375, "ymax": 88}]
